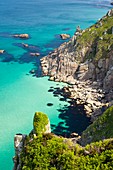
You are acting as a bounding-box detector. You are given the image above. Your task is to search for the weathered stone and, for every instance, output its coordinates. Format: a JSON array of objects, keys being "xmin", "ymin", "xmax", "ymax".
[
  {"xmin": 29, "ymin": 69, "xmax": 35, "ymax": 74},
  {"xmin": 13, "ymin": 34, "xmax": 29, "ymax": 39},
  {"xmin": 30, "ymin": 52, "xmax": 40, "ymax": 56},
  {"xmin": 13, "ymin": 134, "xmax": 27, "ymax": 170},
  {"xmin": 70, "ymin": 132, "xmax": 79, "ymax": 137},
  {"xmin": 98, "ymin": 59, "xmax": 105, "ymax": 69},
  {"xmin": 22, "ymin": 43, "xmax": 29, "ymax": 47},
  {"xmin": 0, "ymin": 50, "xmax": 5, "ymax": 54},
  {"xmin": 45, "ymin": 120, "xmax": 51, "ymax": 134},
  {"xmin": 103, "ymin": 67, "xmax": 113, "ymax": 91},
  {"xmin": 60, "ymin": 34, "xmax": 70, "ymax": 40}
]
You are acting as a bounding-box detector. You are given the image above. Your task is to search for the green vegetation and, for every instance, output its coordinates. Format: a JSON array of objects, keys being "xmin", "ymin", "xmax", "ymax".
[
  {"xmin": 33, "ymin": 112, "xmax": 49, "ymax": 136},
  {"xmin": 21, "ymin": 134, "xmax": 113, "ymax": 170},
  {"xmin": 80, "ymin": 106, "xmax": 113, "ymax": 146},
  {"xmin": 19, "ymin": 107, "xmax": 113, "ymax": 170},
  {"xmin": 15, "ymin": 11, "xmax": 113, "ymax": 169},
  {"xmin": 76, "ymin": 11, "xmax": 113, "ymax": 62}
]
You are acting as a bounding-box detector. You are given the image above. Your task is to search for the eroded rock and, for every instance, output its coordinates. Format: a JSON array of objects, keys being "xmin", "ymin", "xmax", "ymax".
[
  {"xmin": 60, "ymin": 34, "xmax": 70, "ymax": 40},
  {"xmin": 13, "ymin": 34, "xmax": 29, "ymax": 39},
  {"xmin": 0, "ymin": 50, "xmax": 5, "ymax": 54}
]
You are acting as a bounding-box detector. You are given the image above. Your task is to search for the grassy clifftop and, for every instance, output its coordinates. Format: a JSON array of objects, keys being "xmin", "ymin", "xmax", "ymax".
[
  {"xmin": 80, "ymin": 106, "xmax": 113, "ymax": 146},
  {"xmin": 18, "ymin": 109, "xmax": 113, "ymax": 170},
  {"xmin": 76, "ymin": 9, "xmax": 113, "ymax": 62},
  {"xmin": 21, "ymin": 130, "xmax": 113, "ymax": 170}
]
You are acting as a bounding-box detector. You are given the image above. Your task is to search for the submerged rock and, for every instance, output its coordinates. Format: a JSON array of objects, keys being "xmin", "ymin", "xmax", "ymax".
[
  {"xmin": 47, "ymin": 103, "xmax": 53, "ymax": 106},
  {"xmin": 30, "ymin": 52, "xmax": 40, "ymax": 56},
  {"xmin": 29, "ymin": 69, "xmax": 35, "ymax": 74},
  {"xmin": 22, "ymin": 43, "xmax": 29, "ymax": 47}
]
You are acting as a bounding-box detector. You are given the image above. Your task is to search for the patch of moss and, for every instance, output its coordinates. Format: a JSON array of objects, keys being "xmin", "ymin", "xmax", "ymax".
[{"xmin": 33, "ymin": 112, "xmax": 49, "ymax": 136}]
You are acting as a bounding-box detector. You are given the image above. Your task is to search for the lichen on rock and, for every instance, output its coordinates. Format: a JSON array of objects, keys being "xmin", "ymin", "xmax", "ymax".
[{"xmin": 33, "ymin": 112, "xmax": 51, "ymax": 135}]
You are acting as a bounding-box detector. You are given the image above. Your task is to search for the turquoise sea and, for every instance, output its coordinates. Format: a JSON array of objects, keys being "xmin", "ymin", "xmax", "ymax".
[{"xmin": 0, "ymin": 0, "xmax": 112, "ymax": 169}]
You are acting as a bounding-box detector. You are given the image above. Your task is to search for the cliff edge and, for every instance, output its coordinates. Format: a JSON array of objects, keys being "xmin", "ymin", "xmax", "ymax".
[{"xmin": 41, "ymin": 9, "xmax": 113, "ymax": 120}]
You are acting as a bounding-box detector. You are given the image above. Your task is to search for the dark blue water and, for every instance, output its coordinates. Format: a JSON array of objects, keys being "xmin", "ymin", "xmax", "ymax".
[{"xmin": 0, "ymin": 0, "xmax": 112, "ymax": 169}]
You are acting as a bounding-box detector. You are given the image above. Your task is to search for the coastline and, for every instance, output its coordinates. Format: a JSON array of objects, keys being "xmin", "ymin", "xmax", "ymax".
[
  {"xmin": 0, "ymin": 1, "xmax": 112, "ymax": 169},
  {"xmin": 41, "ymin": 9, "xmax": 113, "ymax": 121},
  {"xmin": 12, "ymin": 6, "xmax": 113, "ymax": 170}
]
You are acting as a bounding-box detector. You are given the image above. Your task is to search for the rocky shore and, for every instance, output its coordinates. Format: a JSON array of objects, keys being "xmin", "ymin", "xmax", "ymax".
[{"xmin": 41, "ymin": 9, "xmax": 113, "ymax": 121}]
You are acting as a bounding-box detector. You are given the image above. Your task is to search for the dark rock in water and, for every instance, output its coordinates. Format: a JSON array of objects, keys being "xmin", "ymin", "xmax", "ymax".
[
  {"xmin": 29, "ymin": 69, "xmax": 35, "ymax": 74},
  {"xmin": 30, "ymin": 52, "xmax": 40, "ymax": 56},
  {"xmin": 47, "ymin": 103, "xmax": 53, "ymax": 106},
  {"xmin": 110, "ymin": 2, "xmax": 113, "ymax": 5},
  {"xmin": 53, "ymin": 94, "xmax": 58, "ymax": 97},
  {"xmin": 16, "ymin": 133, "xmax": 22, "ymax": 135},
  {"xmin": 22, "ymin": 43, "xmax": 29, "ymax": 48},
  {"xmin": 48, "ymin": 89, "xmax": 54, "ymax": 92},
  {"xmin": 54, "ymin": 87, "xmax": 60, "ymax": 90},
  {"xmin": 62, "ymin": 28, "xmax": 70, "ymax": 31},
  {"xmin": 60, "ymin": 98, "xmax": 65, "ymax": 101}
]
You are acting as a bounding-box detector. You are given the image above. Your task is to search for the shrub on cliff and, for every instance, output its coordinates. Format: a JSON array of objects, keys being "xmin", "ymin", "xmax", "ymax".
[
  {"xmin": 80, "ymin": 105, "xmax": 113, "ymax": 146},
  {"xmin": 76, "ymin": 10, "xmax": 113, "ymax": 62},
  {"xmin": 33, "ymin": 112, "xmax": 49, "ymax": 135},
  {"xmin": 18, "ymin": 110, "xmax": 113, "ymax": 169},
  {"xmin": 21, "ymin": 134, "xmax": 113, "ymax": 170}
]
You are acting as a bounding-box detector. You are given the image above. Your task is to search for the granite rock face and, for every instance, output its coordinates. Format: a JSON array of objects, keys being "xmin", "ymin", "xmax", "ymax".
[
  {"xmin": 41, "ymin": 9, "xmax": 113, "ymax": 119},
  {"xmin": 60, "ymin": 34, "xmax": 70, "ymax": 40},
  {"xmin": 13, "ymin": 134, "xmax": 27, "ymax": 170}
]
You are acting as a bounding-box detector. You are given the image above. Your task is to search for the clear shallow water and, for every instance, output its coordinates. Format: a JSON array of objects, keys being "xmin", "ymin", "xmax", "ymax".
[{"xmin": 0, "ymin": 0, "xmax": 112, "ymax": 169}]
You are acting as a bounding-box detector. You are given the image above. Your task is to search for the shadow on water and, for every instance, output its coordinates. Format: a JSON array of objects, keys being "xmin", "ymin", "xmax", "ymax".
[
  {"xmin": 0, "ymin": 52, "xmax": 15, "ymax": 63},
  {"xmin": 48, "ymin": 87, "xmax": 91, "ymax": 137},
  {"xmin": 0, "ymin": 32, "xmax": 69, "ymax": 76},
  {"xmin": 52, "ymin": 103, "xmax": 91, "ymax": 137}
]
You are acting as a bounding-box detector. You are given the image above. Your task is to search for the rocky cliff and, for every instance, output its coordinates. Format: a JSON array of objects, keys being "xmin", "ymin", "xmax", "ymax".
[
  {"xmin": 13, "ymin": 111, "xmax": 113, "ymax": 170},
  {"xmin": 13, "ymin": 112, "xmax": 51, "ymax": 170},
  {"xmin": 41, "ymin": 9, "xmax": 113, "ymax": 119}
]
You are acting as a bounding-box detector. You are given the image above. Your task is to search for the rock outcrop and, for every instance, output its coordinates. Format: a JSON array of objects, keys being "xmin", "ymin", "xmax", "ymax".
[
  {"xmin": 30, "ymin": 52, "xmax": 40, "ymax": 56},
  {"xmin": 41, "ymin": 9, "xmax": 113, "ymax": 120},
  {"xmin": 60, "ymin": 34, "xmax": 70, "ymax": 40},
  {"xmin": 13, "ymin": 112, "xmax": 51, "ymax": 170},
  {"xmin": 13, "ymin": 134, "xmax": 26, "ymax": 170},
  {"xmin": 0, "ymin": 50, "xmax": 5, "ymax": 54},
  {"xmin": 13, "ymin": 34, "xmax": 29, "ymax": 39}
]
